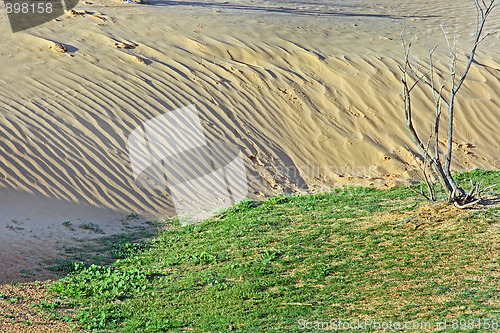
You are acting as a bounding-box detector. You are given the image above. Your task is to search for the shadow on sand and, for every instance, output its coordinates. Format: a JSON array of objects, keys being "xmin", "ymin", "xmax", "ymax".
[{"xmin": 146, "ymin": 0, "xmax": 439, "ymax": 19}]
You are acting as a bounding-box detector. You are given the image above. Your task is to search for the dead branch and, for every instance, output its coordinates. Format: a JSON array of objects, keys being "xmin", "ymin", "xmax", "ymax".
[{"xmin": 400, "ymin": 0, "xmax": 499, "ymax": 207}]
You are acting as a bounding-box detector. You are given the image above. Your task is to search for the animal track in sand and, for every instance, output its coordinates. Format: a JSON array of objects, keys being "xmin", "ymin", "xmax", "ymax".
[
  {"xmin": 49, "ymin": 43, "xmax": 67, "ymax": 53},
  {"xmin": 134, "ymin": 56, "xmax": 147, "ymax": 65},
  {"xmin": 113, "ymin": 41, "xmax": 138, "ymax": 49},
  {"xmin": 68, "ymin": 9, "xmax": 87, "ymax": 17}
]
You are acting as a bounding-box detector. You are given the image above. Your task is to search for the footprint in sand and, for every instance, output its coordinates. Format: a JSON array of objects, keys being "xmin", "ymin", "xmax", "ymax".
[{"xmin": 49, "ymin": 43, "xmax": 67, "ymax": 53}]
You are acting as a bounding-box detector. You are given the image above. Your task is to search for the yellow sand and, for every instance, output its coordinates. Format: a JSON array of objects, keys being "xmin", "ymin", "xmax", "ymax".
[{"xmin": 0, "ymin": 0, "xmax": 498, "ymax": 233}]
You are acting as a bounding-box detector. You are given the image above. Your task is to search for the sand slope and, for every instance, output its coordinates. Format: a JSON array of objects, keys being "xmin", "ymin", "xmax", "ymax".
[{"xmin": 0, "ymin": 0, "xmax": 499, "ymax": 280}]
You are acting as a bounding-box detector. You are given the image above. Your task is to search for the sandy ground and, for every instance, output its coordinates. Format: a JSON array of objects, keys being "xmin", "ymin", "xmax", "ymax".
[
  {"xmin": 0, "ymin": 0, "xmax": 499, "ymax": 285},
  {"xmin": 0, "ymin": 281, "xmax": 84, "ymax": 332}
]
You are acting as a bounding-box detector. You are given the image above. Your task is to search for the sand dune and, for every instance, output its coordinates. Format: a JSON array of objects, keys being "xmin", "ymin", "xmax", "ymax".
[{"xmin": 0, "ymin": 0, "xmax": 499, "ymax": 280}]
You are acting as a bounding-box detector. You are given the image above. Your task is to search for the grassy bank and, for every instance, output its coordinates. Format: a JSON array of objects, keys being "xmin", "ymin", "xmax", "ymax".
[{"xmin": 45, "ymin": 170, "xmax": 500, "ymax": 332}]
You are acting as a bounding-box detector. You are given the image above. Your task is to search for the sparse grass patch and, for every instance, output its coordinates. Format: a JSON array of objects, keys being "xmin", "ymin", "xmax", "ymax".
[
  {"xmin": 78, "ymin": 222, "xmax": 104, "ymax": 234},
  {"xmin": 45, "ymin": 230, "xmax": 157, "ymax": 274}
]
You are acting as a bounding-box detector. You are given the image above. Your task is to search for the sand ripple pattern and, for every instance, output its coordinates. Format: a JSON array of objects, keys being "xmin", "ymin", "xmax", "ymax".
[{"xmin": 0, "ymin": 0, "xmax": 498, "ymax": 220}]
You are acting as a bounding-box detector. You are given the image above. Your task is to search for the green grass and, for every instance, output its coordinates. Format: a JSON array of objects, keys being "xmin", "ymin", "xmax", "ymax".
[{"xmin": 47, "ymin": 170, "xmax": 500, "ymax": 332}]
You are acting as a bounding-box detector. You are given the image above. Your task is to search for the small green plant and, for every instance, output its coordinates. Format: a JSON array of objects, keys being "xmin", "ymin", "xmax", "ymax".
[
  {"xmin": 190, "ymin": 251, "xmax": 219, "ymax": 265},
  {"xmin": 32, "ymin": 300, "xmax": 62, "ymax": 311},
  {"xmin": 6, "ymin": 296, "xmax": 25, "ymax": 304},
  {"xmin": 51, "ymin": 263, "xmax": 149, "ymax": 301},
  {"xmin": 125, "ymin": 213, "xmax": 139, "ymax": 221},
  {"xmin": 145, "ymin": 220, "xmax": 164, "ymax": 227},
  {"xmin": 112, "ymin": 242, "xmax": 147, "ymax": 259},
  {"xmin": 46, "ymin": 259, "xmax": 81, "ymax": 273},
  {"xmin": 78, "ymin": 222, "xmax": 104, "ymax": 234},
  {"xmin": 62, "ymin": 221, "xmax": 75, "ymax": 231},
  {"xmin": 8, "ymin": 220, "xmax": 24, "ymax": 230},
  {"xmin": 50, "ymin": 263, "xmax": 153, "ymax": 330}
]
